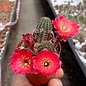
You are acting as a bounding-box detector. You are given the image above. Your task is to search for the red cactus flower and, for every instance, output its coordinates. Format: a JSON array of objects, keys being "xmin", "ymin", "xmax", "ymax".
[
  {"xmin": 9, "ymin": 49, "xmax": 34, "ymax": 74},
  {"xmin": 33, "ymin": 49, "xmax": 61, "ymax": 76},
  {"xmin": 23, "ymin": 33, "xmax": 34, "ymax": 48},
  {"xmin": 52, "ymin": 16, "xmax": 79, "ymax": 41}
]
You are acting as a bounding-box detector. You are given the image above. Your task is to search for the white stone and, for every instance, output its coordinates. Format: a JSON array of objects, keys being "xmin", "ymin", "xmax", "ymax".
[{"xmin": 75, "ymin": 42, "xmax": 82, "ymax": 49}]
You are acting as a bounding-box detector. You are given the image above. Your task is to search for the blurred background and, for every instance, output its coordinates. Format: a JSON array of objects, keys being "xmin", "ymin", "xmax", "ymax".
[{"xmin": 0, "ymin": 0, "xmax": 86, "ymax": 86}]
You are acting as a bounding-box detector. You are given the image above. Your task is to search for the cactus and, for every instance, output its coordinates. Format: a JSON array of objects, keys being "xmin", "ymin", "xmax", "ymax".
[
  {"xmin": 33, "ymin": 17, "xmax": 57, "ymax": 53},
  {"xmin": 33, "ymin": 17, "xmax": 54, "ymax": 43},
  {"xmin": 36, "ymin": 17, "xmax": 53, "ymax": 32},
  {"xmin": 37, "ymin": 41, "xmax": 54, "ymax": 52}
]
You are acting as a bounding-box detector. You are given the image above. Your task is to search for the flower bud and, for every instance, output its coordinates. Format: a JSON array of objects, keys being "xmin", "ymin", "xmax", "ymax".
[{"xmin": 23, "ymin": 33, "xmax": 34, "ymax": 48}]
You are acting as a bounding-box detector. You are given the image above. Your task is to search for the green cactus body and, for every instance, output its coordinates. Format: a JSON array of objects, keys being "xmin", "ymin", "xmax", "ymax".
[
  {"xmin": 34, "ymin": 17, "xmax": 54, "ymax": 42},
  {"xmin": 33, "ymin": 17, "xmax": 61, "ymax": 54},
  {"xmin": 37, "ymin": 41, "xmax": 54, "ymax": 52},
  {"xmin": 36, "ymin": 17, "xmax": 53, "ymax": 32},
  {"xmin": 33, "ymin": 17, "xmax": 56, "ymax": 53}
]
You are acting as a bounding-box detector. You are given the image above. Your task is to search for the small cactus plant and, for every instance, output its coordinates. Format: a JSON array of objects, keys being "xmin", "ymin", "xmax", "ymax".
[
  {"xmin": 33, "ymin": 17, "xmax": 59, "ymax": 54},
  {"xmin": 34, "ymin": 17, "xmax": 53, "ymax": 43}
]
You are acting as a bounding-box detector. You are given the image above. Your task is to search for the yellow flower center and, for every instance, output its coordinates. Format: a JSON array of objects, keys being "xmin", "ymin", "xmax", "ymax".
[
  {"xmin": 24, "ymin": 59, "xmax": 31, "ymax": 66},
  {"xmin": 42, "ymin": 58, "xmax": 53, "ymax": 69},
  {"xmin": 44, "ymin": 61, "xmax": 49, "ymax": 67},
  {"xmin": 60, "ymin": 23, "xmax": 71, "ymax": 33},
  {"xmin": 22, "ymin": 55, "xmax": 31, "ymax": 66}
]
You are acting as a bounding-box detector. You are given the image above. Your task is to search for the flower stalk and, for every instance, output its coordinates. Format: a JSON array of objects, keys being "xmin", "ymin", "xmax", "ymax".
[{"xmin": 55, "ymin": 35, "xmax": 62, "ymax": 46}]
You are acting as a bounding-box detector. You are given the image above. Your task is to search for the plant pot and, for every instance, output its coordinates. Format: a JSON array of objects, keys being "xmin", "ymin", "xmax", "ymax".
[
  {"xmin": 26, "ymin": 73, "xmax": 51, "ymax": 86},
  {"xmin": 16, "ymin": 40, "xmax": 23, "ymax": 48}
]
